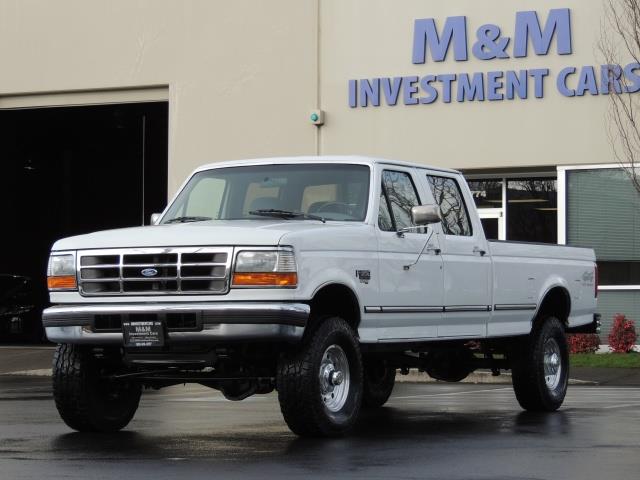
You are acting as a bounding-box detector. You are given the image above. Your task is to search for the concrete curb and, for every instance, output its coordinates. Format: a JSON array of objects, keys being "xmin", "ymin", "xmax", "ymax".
[
  {"xmin": 0, "ymin": 368, "xmax": 597, "ymax": 385},
  {"xmin": 397, "ymin": 370, "xmax": 511, "ymax": 384},
  {"xmin": 1, "ymin": 369, "xmax": 510, "ymax": 380},
  {"xmin": 1, "ymin": 369, "xmax": 52, "ymax": 377},
  {"xmin": 396, "ymin": 369, "xmax": 596, "ymax": 385}
]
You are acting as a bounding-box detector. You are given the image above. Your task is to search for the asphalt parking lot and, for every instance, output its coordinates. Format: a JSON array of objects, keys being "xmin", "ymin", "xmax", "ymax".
[{"xmin": 2, "ymin": 374, "xmax": 640, "ymax": 480}]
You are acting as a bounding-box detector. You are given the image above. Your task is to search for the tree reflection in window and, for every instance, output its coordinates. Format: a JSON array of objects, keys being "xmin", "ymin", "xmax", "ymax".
[
  {"xmin": 467, "ymin": 179, "xmax": 503, "ymax": 209},
  {"xmin": 427, "ymin": 176, "xmax": 472, "ymax": 236},
  {"xmin": 380, "ymin": 171, "xmax": 421, "ymax": 231}
]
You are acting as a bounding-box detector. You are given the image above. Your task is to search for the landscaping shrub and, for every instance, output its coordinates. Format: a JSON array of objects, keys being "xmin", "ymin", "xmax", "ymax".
[
  {"xmin": 608, "ymin": 314, "xmax": 637, "ymax": 353},
  {"xmin": 567, "ymin": 333, "xmax": 600, "ymax": 354}
]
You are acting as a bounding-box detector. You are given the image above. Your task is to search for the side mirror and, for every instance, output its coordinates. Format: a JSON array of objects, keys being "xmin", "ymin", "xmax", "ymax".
[
  {"xmin": 150, "ymin": 213, "xmax": 162, "ymax": 225},
  {"xmin": 411, "ymin": 204, "xmax": 441, "ymax": 226}
]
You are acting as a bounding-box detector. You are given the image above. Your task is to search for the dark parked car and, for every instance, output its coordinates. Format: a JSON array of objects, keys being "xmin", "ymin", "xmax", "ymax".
[{"xmin": 0, "ymin": 274, "xmax": 42, "ymax": 341}]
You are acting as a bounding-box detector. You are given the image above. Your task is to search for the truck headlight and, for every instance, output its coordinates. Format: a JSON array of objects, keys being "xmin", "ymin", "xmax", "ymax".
[
  {"xmin": 47, "ymin": 253, "xmax": 77, "ymax": 290},
  {"xmin": 232, "ymin": 249, "xmax": 297, "ymax": 287}
]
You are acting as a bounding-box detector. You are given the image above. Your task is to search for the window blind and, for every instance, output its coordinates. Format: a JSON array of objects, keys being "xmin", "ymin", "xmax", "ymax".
[{"xmin": 567, "ymin": 169, "xmax": 640, "ymax": 262}]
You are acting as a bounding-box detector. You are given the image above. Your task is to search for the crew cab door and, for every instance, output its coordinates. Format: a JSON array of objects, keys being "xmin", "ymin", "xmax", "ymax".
[
  {"xmin": 422, "ymin": 172, "xmax": 492, "ymax": 337},
  {"xmin": 370, "ymin": 167, "xmax": 444, "ymax": 341}
]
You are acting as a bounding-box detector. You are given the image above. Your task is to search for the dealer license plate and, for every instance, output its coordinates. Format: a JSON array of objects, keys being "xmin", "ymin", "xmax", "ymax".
[{"xmin": 122, "ymin": 320, "xmax": 165, "ymax": 347}]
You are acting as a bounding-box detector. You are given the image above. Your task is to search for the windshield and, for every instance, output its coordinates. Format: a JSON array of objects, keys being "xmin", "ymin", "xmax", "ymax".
[{"xmin": 162, "ymin": 163, "xmax": 371, "ymax": 223}]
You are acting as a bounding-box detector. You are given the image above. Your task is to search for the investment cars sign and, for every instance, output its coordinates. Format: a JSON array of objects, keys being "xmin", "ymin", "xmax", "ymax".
[{"xmin": 348, "ymin": 8, "xmax": 640, "ymax": 107}]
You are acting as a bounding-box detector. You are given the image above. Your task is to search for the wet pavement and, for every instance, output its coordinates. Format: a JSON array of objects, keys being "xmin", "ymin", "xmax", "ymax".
[{"xmin": 1, "ymin": 376, "xmax": 640, "ymax": 479}]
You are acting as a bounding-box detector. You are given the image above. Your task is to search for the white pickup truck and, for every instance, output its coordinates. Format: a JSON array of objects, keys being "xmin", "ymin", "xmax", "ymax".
[{"xmin": 43, "ymin": 156, "xmax": 599, "ymax": 437}]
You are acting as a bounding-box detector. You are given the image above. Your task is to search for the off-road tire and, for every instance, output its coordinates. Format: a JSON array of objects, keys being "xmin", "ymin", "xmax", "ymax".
[
  {"xmin": 511, "ymin": 316, "xmax": 569, "ymax": 412},
  {"xmin": 52, "ymin": 343, "xmax": 141, "ymax": 432},
  {"xmin": 362, "ymin": 357, "xmax": 395, "ymax": 408},
  {"xmin": 277, "ymin": 317, "xmax": 363, "ymax": 437}
]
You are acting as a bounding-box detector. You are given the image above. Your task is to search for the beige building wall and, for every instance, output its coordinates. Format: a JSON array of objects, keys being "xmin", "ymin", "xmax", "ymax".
[
  {"xmin": 0, "ymin": 0, "xmax": 623, "ymax": 191},
  {"xmin": 0, "ymin": 0, "xmax": 319, "ymax": 194}
]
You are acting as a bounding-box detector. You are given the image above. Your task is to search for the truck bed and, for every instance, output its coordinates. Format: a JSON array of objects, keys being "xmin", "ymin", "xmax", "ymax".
[{"xmin": 487, "ymin": 240, "xmax": 596, "ymax": 335}]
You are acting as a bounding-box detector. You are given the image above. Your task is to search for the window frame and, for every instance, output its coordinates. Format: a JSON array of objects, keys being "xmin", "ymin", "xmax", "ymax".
[{"xmin": 378, "ymin": 181, "xmax": 397, "ymax": 231}]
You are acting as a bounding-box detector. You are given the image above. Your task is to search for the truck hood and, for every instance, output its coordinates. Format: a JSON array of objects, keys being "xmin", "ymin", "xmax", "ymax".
[{"xmin": 51, "ymin": 220, "xmax": 357, "ymax": 251}]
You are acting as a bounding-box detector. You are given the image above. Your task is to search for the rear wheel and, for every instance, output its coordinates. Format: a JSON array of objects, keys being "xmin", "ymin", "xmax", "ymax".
[
  {"xmin": 362, "ymin": 357, "xmax": 395, "ymax": 408},
  {"xmin": 511, "ymin": 316, "xmax": 569, "ymax": 411},
  {"xmin": 277, "ymin": 317, "xmax": 363, "ymax": 437},
  {"xmin": 52, "ymin": 343, "xmax": 141, "ymax": 432}
]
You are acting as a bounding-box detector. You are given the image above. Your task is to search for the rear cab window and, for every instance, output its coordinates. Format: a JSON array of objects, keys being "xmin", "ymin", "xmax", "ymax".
[{"xmin": 426, "ymin": 175, "xmax": 473, "ymax": 236}]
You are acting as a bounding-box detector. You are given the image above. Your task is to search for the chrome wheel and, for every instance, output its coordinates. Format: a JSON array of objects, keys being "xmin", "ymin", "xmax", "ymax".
[
  {"xmin": 543, "ymin": 338, "xmax": 562, "ymax": 390},
  {"xmin": 319, "ymin": 344, "xmax": 350, "ymax": 412}
]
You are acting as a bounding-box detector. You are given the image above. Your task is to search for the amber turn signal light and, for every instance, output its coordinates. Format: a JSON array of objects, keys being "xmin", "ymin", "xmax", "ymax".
[
  {"xmin": 47, "ymin": 275, "xmax": 77, "ymax": 290},
  {"xmin": 232, "ymin": 272, "xmax": 297, "ymax": 287}
]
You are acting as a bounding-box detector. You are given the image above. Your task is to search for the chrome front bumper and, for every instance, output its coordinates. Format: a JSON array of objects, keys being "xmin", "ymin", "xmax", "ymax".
[{"xmin": 43, "ymin": 302, "xmax": 309, "ymax": 345}]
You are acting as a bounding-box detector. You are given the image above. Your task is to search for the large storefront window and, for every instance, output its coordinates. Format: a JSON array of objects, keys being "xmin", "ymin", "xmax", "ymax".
[
  {"xmin": 567, "ymin": 167, "xmax": 640, "ymax": 338},
  {"xmin": 507, "ymin": 179, "xmax": 557, "ymax": 243},
  {"xmin": 467, "ymin": 177, "xmax": 557, "ymax": 243},
  {"xmin": 468, "ymin": 179, "xmax": 503, "ymax": 208},
  {"xmin": 568, "ymin": 168, "xmax": 640, "ymax": 285}
]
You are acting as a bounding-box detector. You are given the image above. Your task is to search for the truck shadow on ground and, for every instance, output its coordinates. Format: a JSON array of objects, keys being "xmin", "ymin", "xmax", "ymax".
[{"xmin": 49, "ymin": 408, "xmax": 573, "ymax": 462}]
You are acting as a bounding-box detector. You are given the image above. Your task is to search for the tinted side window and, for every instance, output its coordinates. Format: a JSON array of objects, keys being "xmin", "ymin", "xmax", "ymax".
[
  {"xmin": 427, "ymin": 175, "xmax": 472, "ymax": 236},
  {"xmin": 379, "ymin": 170, "xmax": 421, "ymax": 231}
]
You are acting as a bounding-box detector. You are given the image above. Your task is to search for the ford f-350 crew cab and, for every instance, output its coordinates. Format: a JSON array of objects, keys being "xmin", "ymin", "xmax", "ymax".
[{"xmin": 43, "ymin": 156, "xmax": 599, "ymax": 436}]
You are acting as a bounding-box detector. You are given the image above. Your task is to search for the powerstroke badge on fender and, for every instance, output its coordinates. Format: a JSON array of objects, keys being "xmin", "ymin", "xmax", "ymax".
[{"xmin": 356, "ymin": 270, "xmax": 371, "ymax": 284}]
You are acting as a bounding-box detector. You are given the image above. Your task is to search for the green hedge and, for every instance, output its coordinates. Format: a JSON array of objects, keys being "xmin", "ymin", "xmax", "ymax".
[{"xmin": 570, "ymin": 352, "xmax": 640, "ymax": 368}]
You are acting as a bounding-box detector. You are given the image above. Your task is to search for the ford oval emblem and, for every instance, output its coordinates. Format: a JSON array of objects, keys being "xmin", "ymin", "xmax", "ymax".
[{"xmin": 141, "ymin": 268, "xmax": 159, "ymax": 277}]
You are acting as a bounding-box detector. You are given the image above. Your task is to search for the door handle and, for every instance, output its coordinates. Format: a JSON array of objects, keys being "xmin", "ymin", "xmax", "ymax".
[
  {"xmin": 472, "ymin": 246, "xmax": 486, "ymax": 256},
  {"xmin": 426, "ymin": 244, "xmax": 441, "ymax": 255}
]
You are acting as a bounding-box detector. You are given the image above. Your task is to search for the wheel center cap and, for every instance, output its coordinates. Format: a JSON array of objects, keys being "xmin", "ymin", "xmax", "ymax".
[
  {"xmin": 330, "ymin": 370, "xmax": 344, "ymax": 386},
  {"xmin": 550, "ymin": 353, "xmax": 559, "ymax": 368}
]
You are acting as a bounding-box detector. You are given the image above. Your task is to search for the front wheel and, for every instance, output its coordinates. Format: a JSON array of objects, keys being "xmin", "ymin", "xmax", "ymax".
[
  {"xmin": 277, "ymin": 317, "xmax": 363, "ymax": 437},
  {"xmin": 52, "ymin": 344, "xmax": 141, "ymax": 432},
  {"xmin": 511, "ymin": 316, "xmax": 569, "ymax": 412}
]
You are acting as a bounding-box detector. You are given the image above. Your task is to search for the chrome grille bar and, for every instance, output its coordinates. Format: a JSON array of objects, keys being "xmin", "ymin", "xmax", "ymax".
[{"xmin": 77, "ymin": 247, "xmax": 233, "ymax": 296}]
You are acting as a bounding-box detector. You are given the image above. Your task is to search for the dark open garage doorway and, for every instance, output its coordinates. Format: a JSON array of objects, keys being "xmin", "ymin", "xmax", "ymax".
[{"xmin": 0, "ymin": 102, "xmax": 168, "ymax": 341}]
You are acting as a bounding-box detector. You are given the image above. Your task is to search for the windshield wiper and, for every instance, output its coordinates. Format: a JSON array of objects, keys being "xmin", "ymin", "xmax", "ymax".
[
  {"xmin": 164, "ymin": 216, "xmax": 212, "ymax": 224},
  {"xmin": 249, "ymin": 209, "xmax": 326, "ymax": 223}
]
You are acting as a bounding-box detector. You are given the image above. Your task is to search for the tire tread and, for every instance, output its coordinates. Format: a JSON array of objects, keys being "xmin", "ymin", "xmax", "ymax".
[
  {"xmin": 52, "ymin": 343, "xmax": 140, "ymax": 432},
  {"xmin": 52, "ymin": 344, "xmax": 94, "ymax": 431},
  {"xmin": 277, "ymin": 317, "xmax": 362, "ymax": 437},
  {"xmin": 512, "ymin": 317, "xmax": 568, "ymax": 412}
]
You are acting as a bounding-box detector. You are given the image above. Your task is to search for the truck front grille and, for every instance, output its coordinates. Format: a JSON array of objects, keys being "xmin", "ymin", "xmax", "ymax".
[{"xmin": 78, "ymin": 247, "xmax": 233, "ymax": 296}]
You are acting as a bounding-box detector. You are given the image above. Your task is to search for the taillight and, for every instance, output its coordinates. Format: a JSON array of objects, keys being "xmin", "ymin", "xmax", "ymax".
[{"xmin": 594, "ymin": 264, "xmax": 598, "ymax": 298}]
